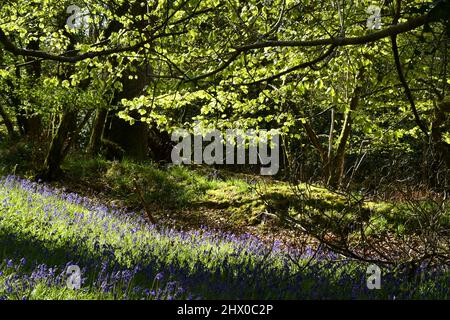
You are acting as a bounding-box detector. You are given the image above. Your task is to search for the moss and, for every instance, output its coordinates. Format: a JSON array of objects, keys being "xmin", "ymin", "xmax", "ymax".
[{"xmin": 52, "ymin": 155, "xmax": 450, "ymax": 238}]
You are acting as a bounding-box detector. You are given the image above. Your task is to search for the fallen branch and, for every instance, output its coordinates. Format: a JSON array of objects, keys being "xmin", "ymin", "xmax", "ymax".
[{"xmin": 132, "ymin": 178, "xmax": 157, "ymax": 225}]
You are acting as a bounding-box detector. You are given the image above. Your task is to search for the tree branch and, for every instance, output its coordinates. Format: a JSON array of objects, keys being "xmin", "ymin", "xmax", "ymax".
[
  {"xmin": 242, "ymin": 45, "xmax": 336, "ymax": 85},
  {"xmin": 0, "ymin": 11, "xmax": 432, "ymax": 70},
  {"xmin": 234, "ymin": 13, "xmax": 431, "ymax": 51},
  {"xmin": 390, "ymin": 3, "xmax": 430, "ymax": 139},
  {"xmin": 187, "ymin": 12, "xmax": 432, "ymax": 83},
  {"xmin": 0, "ymin": 28, "xmax": 186, "ymax": 63}
]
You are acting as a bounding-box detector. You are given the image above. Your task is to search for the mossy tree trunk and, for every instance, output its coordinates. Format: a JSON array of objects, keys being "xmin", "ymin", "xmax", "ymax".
[
  {"xmin": 303, "ymin": 69, "xmax": 365, "ymax": 189},
  {"xmin": 40, "ymin": 109, "xmax": 78, "ymax": 181}
]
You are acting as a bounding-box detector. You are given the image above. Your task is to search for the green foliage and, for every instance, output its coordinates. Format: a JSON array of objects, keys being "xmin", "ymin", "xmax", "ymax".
[{"xmin": 62, "ymin": 156, "xmax": 220, "ymax": 209}]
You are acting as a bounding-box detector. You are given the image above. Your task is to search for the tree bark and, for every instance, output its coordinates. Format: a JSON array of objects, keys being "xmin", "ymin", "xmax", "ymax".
[
  {"xmin": 98, "ymin": 2, "xmax": 151, "ymax": 161},
  {"xmin": 106, "ymin": 112, "xmax": 149, "ymax": 161},
  {"xmin": 104, "ymin": 59, "xmax": 150, "ymax": 161},
  {"xmin": 39, "ymin": 110, "xmax": 78, "ymax": 181},
  {"xmin": 430, "ymin": 98, "xmax": 450, "ymax": 188},
  {"xmin": 88, "ymin": 108, "xmax": 108, "ymax": 155},
  {"xmin": 328, "ymin": 70, "xmax": 364, "ymax": 188},
  {"xmin": 327, "ymin": 70, "xmax": 364, "ymax": 188},
  {"xmin": 303, "ymin": 69, "xmax": 365, "ymax": 189},
  {"xmin": 0, "ymin": 102, "xmax": 16, "ymax": 137},
  {"xmin": 24, "ymin": 39, "xmax": 43, "ymax": 139}
]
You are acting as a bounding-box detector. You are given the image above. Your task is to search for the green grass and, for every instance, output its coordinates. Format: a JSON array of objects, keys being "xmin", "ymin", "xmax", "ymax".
[
  {"xmin": 60, "ymin": 155, "xmax": 450, "ymax": 237},
  {"xmin": 0, "ymin": 176, "xmax": 448, "ymax": 299},
  {"xmin": 1, "ymin": 142, "xmax": 447, "ymax": 246},
  {"xmin": 62, "ymin": 156, "xmax": 221, "ymax": 209},
  {"xmin": 0, "ymin": 148, "xmax": 448, "ymax": 299}
]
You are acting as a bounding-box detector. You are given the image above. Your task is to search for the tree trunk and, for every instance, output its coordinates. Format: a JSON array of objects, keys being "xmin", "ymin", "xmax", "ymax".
[
  {"xmin": 303, "ymin": 69, "xmax": 365, "ymax": 189},
  {"xmin": 39, "ymin": 110, "xmax": 78, "ymax": 181},
  {"xmin": 5, "ymin": 67, "xmax": 41, "ymax": 138},
  {"xmin": 327, "ymin": 71, "xmax": 364, "ymax": 188},
  {"xmin": 106, "ymin": 113, "xmax": 149, "ymax": 161},
  {"xmin": 24, "ymin": 39, "xmax": 43, "ymax": 139},
  {"xmin": 88, "ymin": 108, "xmax": 108, "ymax": 155},
  {"xmin": 0, "ymin": 102, "xmax": 16, "ymax": 137},
  {"xmin": 429, "ymin": 97, "xmax": 450, "ymax": 188},
  {"xmin": 104, "ymin": 60, "xmax": 150, "ymax": 161}
]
